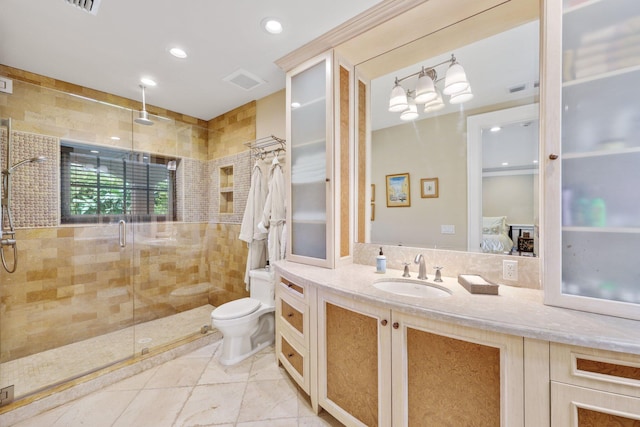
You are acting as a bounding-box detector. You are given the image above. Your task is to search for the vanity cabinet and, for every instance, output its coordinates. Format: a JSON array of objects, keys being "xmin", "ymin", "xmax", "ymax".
[
  {"xmin": 275, "ymin": 276, "xmax": 318, "ymax": 410},
  {"xmin": 286, "ymin": 50, "xmax": 353, "ymax": 268},
  {"xmin": 550, "ymin": 343, "xmax": 640, "ymax": 425},
  {"xmin": 543, "ymin": 0, "xmax": 640, "ymax": 319},
  {"xmin": 316, "ymin": 290, "xmax": 525, "ymax": 426}
]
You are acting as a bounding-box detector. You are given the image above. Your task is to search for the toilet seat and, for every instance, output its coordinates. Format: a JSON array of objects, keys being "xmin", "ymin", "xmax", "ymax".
[{"xmin": 212, "ymin": 297, "xmax": 260, "ymax": 320}]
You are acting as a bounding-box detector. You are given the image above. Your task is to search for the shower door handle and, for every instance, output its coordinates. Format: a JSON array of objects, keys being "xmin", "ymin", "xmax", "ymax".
[{"xmin": 118, "ymin": 220, "xmax": 126, "ymax": 248}]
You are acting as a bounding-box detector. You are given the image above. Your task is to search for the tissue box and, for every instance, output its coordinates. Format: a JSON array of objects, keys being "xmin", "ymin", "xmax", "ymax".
[{"xmin": 458, "ymin": 274, "xmax": 499, "ymax": 295}]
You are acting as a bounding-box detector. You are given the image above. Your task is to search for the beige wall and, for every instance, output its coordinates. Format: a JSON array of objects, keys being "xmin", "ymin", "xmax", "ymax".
[
  {"xmin": 371, "ymin": 111, "xmax": 468, "ymax": 250},
  {"xmin": 256, "ymin": 89, "xmax": 286, "ymax": 140},
  {"xmin": 483, "ymin": 174, "xmax": 536, "ymax": 224}
]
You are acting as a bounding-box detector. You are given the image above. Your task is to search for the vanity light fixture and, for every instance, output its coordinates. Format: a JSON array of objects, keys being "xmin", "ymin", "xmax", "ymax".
[
  {"xmin": 400, "ymin": 93, "xmax": 419, "ymax": 121},
  {"xmin": 388, "ymin": 54, "xmax": 472, "ymax": 119}
]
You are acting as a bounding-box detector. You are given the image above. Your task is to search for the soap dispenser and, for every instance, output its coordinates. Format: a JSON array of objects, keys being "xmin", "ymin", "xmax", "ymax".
[{"xmin": 376, "ymin": 247, "xmax": 386, "ymax": 274}]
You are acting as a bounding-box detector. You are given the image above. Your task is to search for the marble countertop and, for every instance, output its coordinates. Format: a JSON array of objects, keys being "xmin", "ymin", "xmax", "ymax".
[{"xmin": 274, "ymin": 260, "xmax": 640, "ymax": 356}]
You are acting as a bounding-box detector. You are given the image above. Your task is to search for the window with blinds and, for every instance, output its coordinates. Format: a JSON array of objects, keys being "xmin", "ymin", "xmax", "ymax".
[{"xmin": 60, "ymin": 142, "xmax": 177, "ymax": 223}]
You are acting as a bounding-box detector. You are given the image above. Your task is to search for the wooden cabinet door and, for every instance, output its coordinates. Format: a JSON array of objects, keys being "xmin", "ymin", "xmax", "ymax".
[
  {"xmin": 391, "ymin": 311, "xmax": 525, "ymax": 427},
  {"xmin": 317, "ymin": 290, "xmax": 391, "ymax": 427}
]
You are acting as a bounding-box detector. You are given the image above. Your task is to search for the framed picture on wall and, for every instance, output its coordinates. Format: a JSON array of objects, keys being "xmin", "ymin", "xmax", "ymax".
[
  {"xmin": 386, "ymin": 173, "xmax": 410, "ymax": 207},
  {"xmin": 420, "ymin": 177, "xmax": 439, "ymax": 198}
]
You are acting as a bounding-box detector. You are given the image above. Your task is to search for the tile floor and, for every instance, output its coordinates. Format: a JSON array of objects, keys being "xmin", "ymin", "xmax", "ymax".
[{"xmin": 11, "ymin": 342, "xmax": 344, "ymax": 427}]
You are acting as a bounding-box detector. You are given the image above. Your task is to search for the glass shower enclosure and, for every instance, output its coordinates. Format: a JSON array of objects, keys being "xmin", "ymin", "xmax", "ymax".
[{"xmin": 0, "ymin": 78, "xmax": 212, "ymax": 404}]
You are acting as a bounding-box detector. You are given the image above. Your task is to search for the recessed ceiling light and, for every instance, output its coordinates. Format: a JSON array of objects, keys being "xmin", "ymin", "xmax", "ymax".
[
  {"xmin": 110, "ymin": 136, "xmax": 120, "ymax": 141},
  {"xmin": 501, "ymin": 162, "xmax": 509, "ymax": 166},
  {"xmin": 490, "ymin": 126, "xmax": 501, "ymax": 132},
  {"xmin": 140, "ymin": 77, "xmax": 157, "ymax": 87},
  {"xmin": 262, "ymin": 18, "xmax": 283, "ymax": 34},
  {"xmin": 291, "ymin": 102, "xmax": 301, "ymax": 109},
  {"xmin": 169, "ymin": 47, "xmax": 187, "ymax": 59}
]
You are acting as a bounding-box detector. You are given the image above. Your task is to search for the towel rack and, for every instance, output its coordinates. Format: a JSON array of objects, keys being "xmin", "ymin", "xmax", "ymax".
[{"xmin": 244, "ymin": 135, "xmax": 286, "ymax": 160}]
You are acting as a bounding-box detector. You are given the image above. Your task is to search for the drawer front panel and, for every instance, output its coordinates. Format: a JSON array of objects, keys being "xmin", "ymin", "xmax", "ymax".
[
  {"xmin": 281, "ymin": 298, "xmax": 304, "ymax": 334},
  {"xmin": 551, "ymin": 343, "xmax": 640, "ymax": 397},
  {"xmin": 281, "ymin": 334, "xmax": 304, "ymax": 376},
  {"xmin": 551, "ymin": 382, "xmax": 640, "ymax": 426},
  {"xmin": 280, "ymin": 277, "xmax": 306, "ymax": 301}
]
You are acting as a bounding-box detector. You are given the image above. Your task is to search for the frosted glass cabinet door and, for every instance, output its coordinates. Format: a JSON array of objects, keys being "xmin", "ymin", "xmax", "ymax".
[
  {"xmin": 545, "ymin": 0, "xmax": 640, "ymax": 319},
  {"xmin": 288, "ymin": 56, "xmax": 331, "ymax": 264}
]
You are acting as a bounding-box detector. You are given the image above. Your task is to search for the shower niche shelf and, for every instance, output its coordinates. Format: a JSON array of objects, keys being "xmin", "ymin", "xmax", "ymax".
[{"xmin": 219, "ymin": 165, "xmax": 234, "ymax": 214}]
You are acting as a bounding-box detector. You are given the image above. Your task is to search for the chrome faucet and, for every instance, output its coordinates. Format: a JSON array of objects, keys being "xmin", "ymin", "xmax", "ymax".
[{"xmin": 414, "ymin": 253, "xmax": 427, "ymax": 280}]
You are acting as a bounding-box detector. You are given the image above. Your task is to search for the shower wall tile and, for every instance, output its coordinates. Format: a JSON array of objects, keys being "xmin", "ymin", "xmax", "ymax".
[
  {"xmin": 208, "ymin": 101, "xmax": 256, "ymax": 159},
  {"xmin": 208, "ymin": 151, "xmax": 251, "ymax": 225},
  {"xmin": 0, "ymin": 223, "xmax": 213, "ymax": 362},
  {"xmin": 177, "ymin": 158, "xmax": 209, "ymax": 223},
  {"xmin": 205, "ymin": 223, "xmax": 248, "ymax": 307},
  {"xmin": 0, "ymin": 64, "xmax": 209, "ymax": 129},
  {"xmin": 0, "ymin": 130, "xmax": 58, "ymax": 228}
]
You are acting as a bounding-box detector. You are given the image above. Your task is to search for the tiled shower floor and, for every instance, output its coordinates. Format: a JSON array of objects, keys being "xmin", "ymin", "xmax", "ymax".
[{"xmin": 1, "ymin": 305, "xmax": 214, "ymax": 399}]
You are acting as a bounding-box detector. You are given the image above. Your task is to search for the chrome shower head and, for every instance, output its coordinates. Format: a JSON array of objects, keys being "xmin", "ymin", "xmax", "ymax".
[
  {"xmin": 134, "ymin": 85, "xmax": 154, "ymax": 126},
  {"xmin": 134, "ymin": 109, "xmax": 154, "ymax": 126}
]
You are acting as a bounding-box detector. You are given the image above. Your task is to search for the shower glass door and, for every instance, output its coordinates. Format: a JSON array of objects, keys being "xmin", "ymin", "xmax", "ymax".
[
  {"xmin": 130, "ymin": 114, "xmax": 212, "ymax": 356},
  {"xmin": 0, "ymin": 80, "xmax": 136, "ymax": 402}
]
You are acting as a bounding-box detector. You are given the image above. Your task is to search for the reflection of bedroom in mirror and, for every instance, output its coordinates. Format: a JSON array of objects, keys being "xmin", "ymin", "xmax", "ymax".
[
  {"xmin": 365, "ymin": 17, "xmax": 540, "ymax": 252},
  {"xmin": 467, "ymin": 103, "xmax": 539, "ymax": 257}
]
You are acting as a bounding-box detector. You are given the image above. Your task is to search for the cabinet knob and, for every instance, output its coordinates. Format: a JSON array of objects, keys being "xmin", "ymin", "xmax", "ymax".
[
  {"xmin": 287, "ymin": 313, "xmax": 294, "ymax": 318},
  {"xmin": 380, "ymin": 319, "xmax": 388, "ymax": 326},
  {"xmin": 287, "ymin": 353, "xmax": 294, "ymax": 358},
  {"xmin": 325, "ymin": 178, "xmax": 330, "ymax": 182},
  {"xmin": 393, "ymin": 322, "xmax": 399, "ymax": 329},
  {"xmin": 549, "ymin": 153, "xmax": 559, "ymax": 160}
]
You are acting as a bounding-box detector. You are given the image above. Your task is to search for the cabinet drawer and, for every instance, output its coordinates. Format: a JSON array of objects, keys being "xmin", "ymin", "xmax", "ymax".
[
  {"xmin": 279, "ymin": 276, "xmax": 308, "ymax": 303},
  {"xmin": 281, "ymin": 297, "xmax": 304, "ymax": 334},
  {"xmin": 551, "ymin": 382, "xmax": 640, "ymax": 426},
  {"xmin": 276, "ymin": 289, "xmax": 309, "ymax": 347},
  {"xmin": 551, "ymin": 343, "xmax": 640, "ymax": 398},
  {"xmin": 277, "ymin": 331, "xmax": 310, "ymax": 393}
]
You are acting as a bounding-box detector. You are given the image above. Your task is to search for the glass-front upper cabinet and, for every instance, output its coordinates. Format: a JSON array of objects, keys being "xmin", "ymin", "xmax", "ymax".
[
  {"xmin": 544, "ymin": 0, "xmax": 640, "ymax": 319},
  {"xmin": 286, "ymin": 50, "xmax": 353, "ymax": 268}
]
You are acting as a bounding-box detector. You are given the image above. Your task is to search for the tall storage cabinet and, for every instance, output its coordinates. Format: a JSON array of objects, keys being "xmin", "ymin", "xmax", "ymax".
[
  {"xmin": 286, "ymin": 51, "xmax": 353, "ymax": 268},
  {"xmin": 543, "ymin": 0, "xmax": 640, "ymax": 320}
]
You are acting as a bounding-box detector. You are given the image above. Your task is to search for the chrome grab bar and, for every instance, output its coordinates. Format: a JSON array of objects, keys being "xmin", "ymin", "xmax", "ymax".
[{"xmin": 118, "ymin": 220, "xmax": 126, "ymax": 248}]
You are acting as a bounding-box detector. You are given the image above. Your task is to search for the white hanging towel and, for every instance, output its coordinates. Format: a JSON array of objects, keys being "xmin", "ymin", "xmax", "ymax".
[
  {"xmin": 258, "ymin": 156, "xmax": 287, "ymax": 263},
  {"xmin": 239, "ymin": 161, "xmax": 267, "ymax": 290}
]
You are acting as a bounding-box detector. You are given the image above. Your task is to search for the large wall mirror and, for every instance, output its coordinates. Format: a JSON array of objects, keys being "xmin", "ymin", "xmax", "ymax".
[{"xmin": 355, "ymin": 1, "xmax": 540, "ymax": 257}]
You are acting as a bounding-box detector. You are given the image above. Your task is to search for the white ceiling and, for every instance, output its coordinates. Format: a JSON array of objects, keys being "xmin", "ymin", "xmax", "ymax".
[{"xmin": 0, "ymin": 0, "xmax": 382, "ymax": 121}]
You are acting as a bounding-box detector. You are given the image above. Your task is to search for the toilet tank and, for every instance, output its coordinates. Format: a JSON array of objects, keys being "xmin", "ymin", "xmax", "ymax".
[{"xmin": 249, "ymin": 268, "xmax": 275, "ymax": 306}]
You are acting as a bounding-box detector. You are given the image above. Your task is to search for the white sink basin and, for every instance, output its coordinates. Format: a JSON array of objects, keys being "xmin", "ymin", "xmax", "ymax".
[{"xmin": 373, "ymin": 279, "xmax": 452, "ymax": 298}]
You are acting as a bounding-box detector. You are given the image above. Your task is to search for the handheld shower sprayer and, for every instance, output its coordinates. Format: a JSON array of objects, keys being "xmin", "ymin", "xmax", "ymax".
[{"xmin": 1, "ymin": 117, "xmax": 48, "ymax": 273}]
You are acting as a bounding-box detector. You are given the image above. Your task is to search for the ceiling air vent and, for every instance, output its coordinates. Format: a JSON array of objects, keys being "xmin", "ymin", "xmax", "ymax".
[
  {"xmin": 64, "ymin": 0, "xmax": 102, "ymax": 15},
  {"xmin": 223, "ymin": 69, "xmax": 266, "ymax": 91}
]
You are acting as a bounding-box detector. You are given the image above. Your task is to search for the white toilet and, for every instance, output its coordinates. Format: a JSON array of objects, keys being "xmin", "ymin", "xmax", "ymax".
[{"xmin": 211, "ymin": 268, "xmax": 276, "ymax": 365}]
